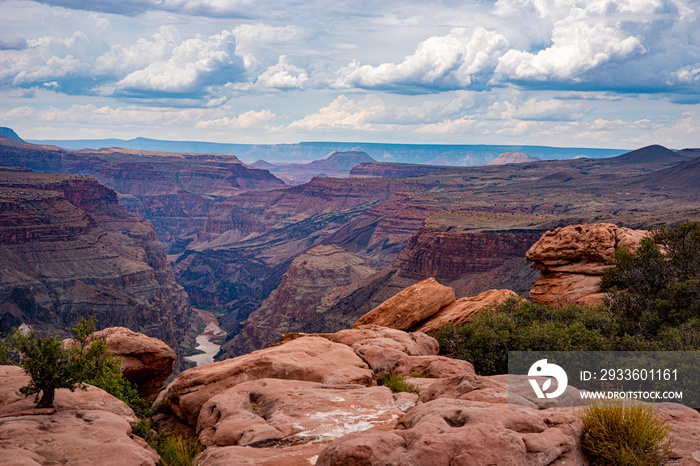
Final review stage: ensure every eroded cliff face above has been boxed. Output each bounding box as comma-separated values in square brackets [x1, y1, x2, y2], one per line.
[0, 168, 192, 351]
[218, 245, 376, 358]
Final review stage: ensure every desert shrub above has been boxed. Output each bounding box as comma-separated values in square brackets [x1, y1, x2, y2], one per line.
[378, 371, 420, 393]
[0, 317, 131, 408]
[580, 400, 674, 465]
[159, 435, 203, 466]
[432, 298, 615, 375]
[601, 222, 700, 338]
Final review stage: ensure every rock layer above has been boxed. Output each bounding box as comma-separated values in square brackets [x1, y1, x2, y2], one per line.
[526, 222, 650, 305]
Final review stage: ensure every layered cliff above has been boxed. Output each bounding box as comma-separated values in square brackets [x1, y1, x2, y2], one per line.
[0, 168, 192, 351]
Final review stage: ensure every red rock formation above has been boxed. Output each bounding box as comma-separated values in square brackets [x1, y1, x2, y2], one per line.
[353, 278, 455, 330]
[526, 222, 650, 305]
[0, 169, 192, 353]
[0, 365, 159, 465]
[90, 327, 176, 398]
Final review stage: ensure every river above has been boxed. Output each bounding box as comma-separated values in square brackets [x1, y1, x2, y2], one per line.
[184, 308, 226, 367]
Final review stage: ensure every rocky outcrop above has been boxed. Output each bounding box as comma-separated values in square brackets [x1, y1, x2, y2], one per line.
[0, 169, 192, 355]
[351, 279, 520, 335]
[267, 151, 376, 185]
[526, 223, 650, 305]
[90, 327, 176, 398]
[353, 278, 455, 330]
[0, 365, 158, 465]
[219, 245, 375, 358]
[415, 289, 524, 333]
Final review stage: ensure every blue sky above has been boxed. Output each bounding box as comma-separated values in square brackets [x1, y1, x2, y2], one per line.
[1, 0, 699, 148]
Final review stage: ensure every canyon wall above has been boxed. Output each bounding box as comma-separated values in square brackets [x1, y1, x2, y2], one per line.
[0, 168, 192, 352]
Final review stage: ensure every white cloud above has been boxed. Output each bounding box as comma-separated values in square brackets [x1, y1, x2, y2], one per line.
[94, 26, 181, 74]
[335, 27, 509, 92]
[255, 56, 308, 89]
[115, 29, 245, 95]
[195, 109, 276, 129]
[494, 17, 646, 82]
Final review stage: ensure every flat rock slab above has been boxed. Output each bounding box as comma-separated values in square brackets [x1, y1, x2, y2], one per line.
[198, 378, 410, 448]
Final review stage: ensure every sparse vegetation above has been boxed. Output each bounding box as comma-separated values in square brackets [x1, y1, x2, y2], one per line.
[580, 400, 674, 465]
[158, 435, 204, 466]
[378, 371, 420, 393]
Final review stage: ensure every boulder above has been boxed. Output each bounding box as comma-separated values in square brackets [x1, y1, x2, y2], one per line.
[0, 366, 158, 466]
[353, 277, 455, 330]
[155, 337, 374, 429]
[329, 325, 439, 372]
[415, 289, 523, 333]
[197, 378, 408, 448]
[526, 223, 649, 305]
[90, 327, 176, 398]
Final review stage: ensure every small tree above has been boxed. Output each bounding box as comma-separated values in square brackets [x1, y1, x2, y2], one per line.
[0, 317, 126, 409]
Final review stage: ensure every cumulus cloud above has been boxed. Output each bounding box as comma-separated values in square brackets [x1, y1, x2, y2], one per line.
[94, 26, 181, 74]
[336, 27, 509, 93]
[195, 109, 276, 129]
[255, 56, 308, 89]
[115, 30, 245, 97]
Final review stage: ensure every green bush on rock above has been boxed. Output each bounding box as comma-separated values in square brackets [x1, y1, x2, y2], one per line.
[0, 317, 133, 409]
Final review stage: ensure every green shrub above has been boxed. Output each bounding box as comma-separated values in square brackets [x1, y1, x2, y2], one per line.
[432, 298, 615, 375]
[159, 435, 203, 466]
[378, 371, 419, 394]
[601, 222, 700, 337]
[580, 400, 674, 465]
[0, 317, 131, 408]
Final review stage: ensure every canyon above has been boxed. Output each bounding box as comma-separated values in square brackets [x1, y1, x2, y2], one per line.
[2, 132, 700, 364]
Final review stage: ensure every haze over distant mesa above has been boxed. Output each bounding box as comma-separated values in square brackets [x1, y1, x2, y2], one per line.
[1, 0, 699, 148]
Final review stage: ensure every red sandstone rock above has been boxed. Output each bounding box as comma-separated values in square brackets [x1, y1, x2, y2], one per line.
[353, 277, 455, 330]
[329, 325, 439, 372]
[155, 336, 374, 429]
[526, 223, 650, 305]
[415, 288, 523, 332]
[90, 327, 176, 398]
[0, 366, 158, 465]
[197, 378, 406, 448]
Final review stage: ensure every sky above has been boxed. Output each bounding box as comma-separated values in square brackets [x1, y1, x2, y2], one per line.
[1, 0, 699, 149]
